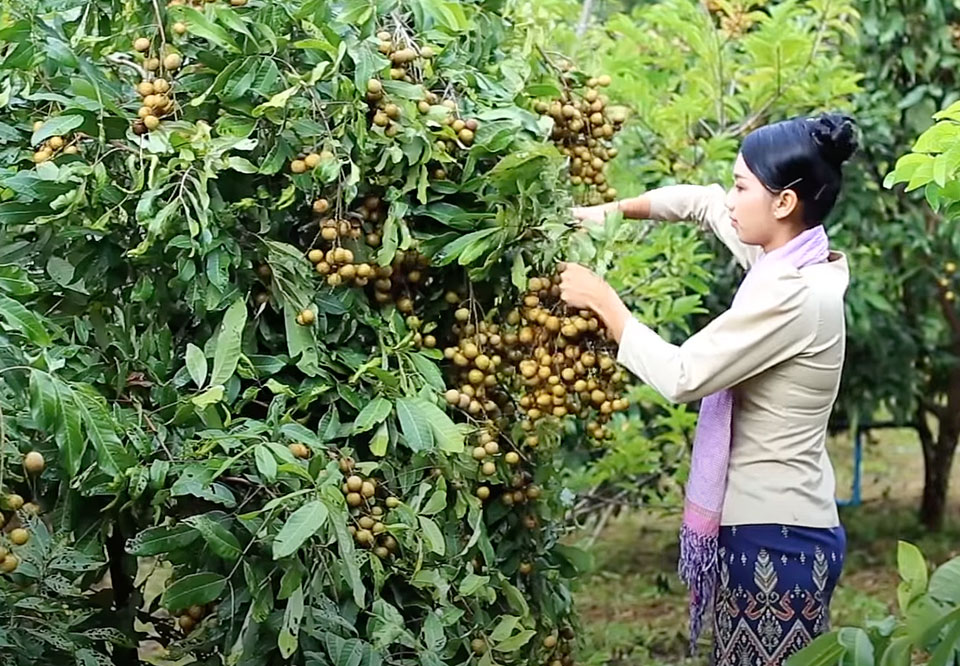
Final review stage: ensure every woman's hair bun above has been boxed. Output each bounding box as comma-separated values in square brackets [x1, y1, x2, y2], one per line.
[809, 113, 858, 167]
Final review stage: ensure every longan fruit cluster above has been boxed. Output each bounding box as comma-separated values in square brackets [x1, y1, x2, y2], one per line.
[133, 75, 176, 135]
[501, 275, 628, 443]
[534, 75, 625, 205]
[130, 38, 182, 136]
[939, 260, 958, 302]
[339, 458, 400, 559]
[369, 249, 431, 313]
[365, 79, 403, 138]
[404, 315, 438, 350]
[375, 30, 436, 83]
[442, 307, 511, 419]
[176, 603, 215, 634]
[30, 123, 80, 163]
[540, 628, 578, 666]
[719, 9, 755, 38]
[308, 244, 379, 289]
[290, 148, 334, 175]
[0, 480, 39, 575]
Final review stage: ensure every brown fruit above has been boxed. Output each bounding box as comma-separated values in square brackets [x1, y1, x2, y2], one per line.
[346, 492, 363, 507]
[299, 308, 315, 325]
[290, 159, 307, 174]
[144, 115, 161, 130]
[346, 475, 363, 492]
[173, 21, 187, 35]
[24, 451, 45, 474]
[374, 546, 390, 559]
[360, 481, 376, 498]
[163, 53, 183, 70]
[518, 562, 533, 575]
[187, 604, 206, 620]
[476, 486, 491, 500]
[145, 57, 160, 71]
[304, 153, 321, 168]
[473, 446, 488, 461]
[134, 37, 151, 52]
[137, 81, 155, 97]
[471, 638, 487, 655]
[9, 528, 29, 546]
[153, 78, 171, 94]
[4, 494, 23, 511]
[505, 451, 520, 465]
[386, 496, 401, 509]
[481, 461, 496, 476]
[484, 441, 499, 455]
[288, 443, 310, 459]
[313, 198, 330, 214]
[307, 249, 324, 263]
[1, 555, 18, 573]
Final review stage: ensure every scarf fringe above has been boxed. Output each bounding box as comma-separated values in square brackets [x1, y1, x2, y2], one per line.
[678, 523, 719, 655]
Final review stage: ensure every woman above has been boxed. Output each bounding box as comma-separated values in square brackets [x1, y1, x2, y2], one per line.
[559, 113, 857, 665]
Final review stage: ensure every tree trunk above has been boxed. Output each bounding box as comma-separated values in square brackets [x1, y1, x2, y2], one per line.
[918, 407, 960, 532]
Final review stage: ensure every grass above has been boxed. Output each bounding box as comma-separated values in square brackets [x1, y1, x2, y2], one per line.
[570, 426, 960, 665]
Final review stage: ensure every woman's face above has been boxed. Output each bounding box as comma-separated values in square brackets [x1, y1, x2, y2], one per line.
[725, 153, 787, 247]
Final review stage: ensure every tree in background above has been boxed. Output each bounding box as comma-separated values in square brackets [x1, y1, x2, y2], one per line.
[826, 0, 960, 531]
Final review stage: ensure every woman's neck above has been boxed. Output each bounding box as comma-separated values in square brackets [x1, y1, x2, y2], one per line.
[763, 221, 810, 253]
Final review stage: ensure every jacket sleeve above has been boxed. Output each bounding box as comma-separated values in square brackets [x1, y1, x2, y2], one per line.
[645, 183, 763, 269]
[615, 266, 817, 403]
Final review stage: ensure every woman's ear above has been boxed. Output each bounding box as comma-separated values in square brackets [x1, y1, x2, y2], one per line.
[773, 189, 799, 220]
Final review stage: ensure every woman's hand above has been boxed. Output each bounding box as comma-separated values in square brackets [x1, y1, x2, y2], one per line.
[557, 262, 608, 309]
[570, 205, 610, 226]
[557, 262, 633, 344]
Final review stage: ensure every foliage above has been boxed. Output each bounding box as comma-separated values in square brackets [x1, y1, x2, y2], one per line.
[0, 0, 665, 663]
[788, 541, 960, 666]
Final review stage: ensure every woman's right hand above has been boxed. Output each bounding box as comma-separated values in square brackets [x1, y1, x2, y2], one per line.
[571, 204, 611, 226]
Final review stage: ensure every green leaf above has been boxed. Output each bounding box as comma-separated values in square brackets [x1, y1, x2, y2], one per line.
[273, 500, 329, 559]
[0, 265, 37, 295]
[928, 619, 960, 666]
[418, 515, 444, 556]
[898, 541, 928, 612]
[126, 525, 200, 556]
[458, 573, 489, 597]
[0, 293, 51, 346]
[191, 385, 224, 407]
[187, 515, 242, 562]
[185, 343, 208, 389]
[255, 444, 278, 482]
[278, 584, 305, 658]
[253, 86, 300, 117]
[353, 397, 392, 434]
[161, 572, 226, 611]
[31, 115, 84, 146]
[369, 422, 389, 457]
[784, 633, 844, 666]
[493, 629, 536, 653]
[210, 298, 247, 386]
[168, 6, 240, 52]
[930, 556, 960, 605]
[29, 369, 60, 432]
[511, 252, 527, 290]
[56, 385, 86, 478]
[402, 398, 465, 453]
[489, 616, 521, 643]
[836, 628, 874, 666]
[76, 389, 134, 476]
[396, 397, 434, 452]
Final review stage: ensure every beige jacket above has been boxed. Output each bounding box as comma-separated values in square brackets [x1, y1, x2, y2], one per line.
[617, 184, 847, 527]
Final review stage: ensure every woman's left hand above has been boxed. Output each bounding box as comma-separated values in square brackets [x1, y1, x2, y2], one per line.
[557, 262, 610, 310]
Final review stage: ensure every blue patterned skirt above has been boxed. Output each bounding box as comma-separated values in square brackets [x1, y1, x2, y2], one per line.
[713, 524, 846, 666]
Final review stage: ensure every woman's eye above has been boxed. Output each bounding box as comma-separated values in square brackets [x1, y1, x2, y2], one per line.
[735, 185, 744, 192]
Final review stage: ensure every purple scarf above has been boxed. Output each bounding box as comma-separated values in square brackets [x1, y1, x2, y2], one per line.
[679, 224, 830, 652]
